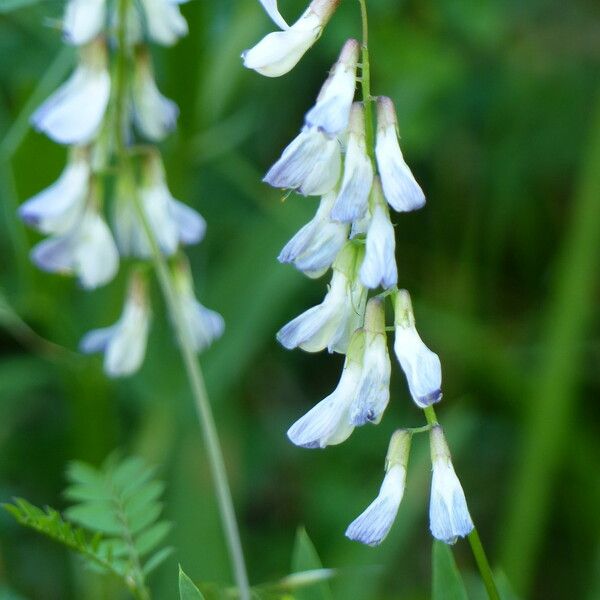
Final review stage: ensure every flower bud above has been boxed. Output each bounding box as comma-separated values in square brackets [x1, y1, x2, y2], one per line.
[80, 270, 151, 377]
[375, 97, 425, 212]
[429, 426, 474, 544]
[63, 0, 106, 46]
[393, 290, 442, 408]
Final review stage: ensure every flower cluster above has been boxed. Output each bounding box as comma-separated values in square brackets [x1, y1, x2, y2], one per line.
[245, 0, 473, 546]
[20, 0, 223, 377]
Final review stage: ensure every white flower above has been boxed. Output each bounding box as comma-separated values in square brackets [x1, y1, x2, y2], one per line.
[331, 103, 373, 222]
[132, 50, 178, 141]
[80, 272, 151, 377]
[375, 96, 425, 212]
[63, 0, 106, 45]
[264, 126, 341, 196]
[349, 298, 390, 426]
[429, 426, 474, 544]
[31, 41, 110, 145]
[242, 0, 339, 77]
[304, 39, 359, 135]
[287, 330, 363, 448]
[31, 204, 119, 289]
[139, 0, 188, 46]
[278, 191, 348, 278]
[359, 180, 398, 289]
[277, 243, 364, 354]
[393, 290, 442, 408]
[173, 259, 224, 353]
[346, 430, 411, 545]
[19, 148, 89, 235]
[114, 155, 205, 258]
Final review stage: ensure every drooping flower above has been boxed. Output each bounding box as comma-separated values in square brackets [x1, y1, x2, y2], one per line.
[304, 38, 359, 136]
[375, 96, 425, 213]
[429, 426, 474, 544]
[263, 126, 341, 196]
[242, 0, 340, 78]
[31, 40, 110, 145]
[138, 0, 188, 46]
[349, 298, 391, 426]
[287, 329, 364, 448]
[172, 257, 224, 353]
[63, 0, 106, 45]
[277, 243, 365, 354]
[114, 154, 205, 258]
[31, 201, 119, 289]
[132, 48, 178, 141]
[278, 191, 348, 278]
[19, 147, 90, 235]
[359, 178, 398, 289]
[393, 290, 442, 408]
[80, 271, 151, 377]
[331, 103, 373, 223]
[346, 430, 411, 545]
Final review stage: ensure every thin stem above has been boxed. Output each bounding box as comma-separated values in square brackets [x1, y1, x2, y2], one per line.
[358, 0, 374, 159]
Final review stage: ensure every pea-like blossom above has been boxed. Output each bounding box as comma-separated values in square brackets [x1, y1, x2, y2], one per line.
[346, 430, 411, 545]
[278, 191, 348, 278]
[31, 41, 110, 145]
[331, 103, 373, 223]
[132, 49, 178, 141]
[349, 298, 391, 426]
[429, 426, 474, 544]
[19, 148, 90, 235]
[31, 203, 119, 289]
[138, 0, 188, 46]
[80, 272, 151, 377]
[63, 0, 106, 45]
[359, 178, 398, 289]
[393, 290, 442, 408]
[287, 330, 364, 448]
[242, 0, 340, 78]
[375, 96, 425, 213]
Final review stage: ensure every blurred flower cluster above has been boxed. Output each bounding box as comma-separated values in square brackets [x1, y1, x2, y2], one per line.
[244, 0, 474, 547]
[19, 0, 223, 377]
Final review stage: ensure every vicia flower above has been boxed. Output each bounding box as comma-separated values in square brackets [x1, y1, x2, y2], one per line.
[331, 103, 373, 223]
[429, 426, 474, 544]
[80, 271, 151, 377]
[132, 48, 178, 141]
[287, 329, 364, 448]
[19, 147, 90, 235]
[31, 40, 110, 145]
[359, 178, 398, 289]
[173, 258, 224, 353]
[278, 191, 348, 278]
[139, 0, 188, 46]
[349, 298, 391, 426]
[375, 96, 425, 213]
[114, 154, 205, 258]
[242, 0, 340, 78]
[346, 430, 411, 546]
[263, 126, 341, 196]
[277, 243, 365, 354]
[304, 39, 359, 136]
[31, 200, 119, 289]
[63, 0, 106, 45]
[393, 290, 442, 408]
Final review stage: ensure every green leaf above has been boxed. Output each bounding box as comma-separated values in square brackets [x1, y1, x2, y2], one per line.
[179, 566, 206, 600]
[0, 0, 44, 14]
[432, 541, 469, 600]
[290, 527, 332, 600]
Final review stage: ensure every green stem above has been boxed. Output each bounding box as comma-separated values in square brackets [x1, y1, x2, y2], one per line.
[357, 0, 374, 159]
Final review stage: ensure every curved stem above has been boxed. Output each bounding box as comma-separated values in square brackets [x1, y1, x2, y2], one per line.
[358, 0, 374, 160]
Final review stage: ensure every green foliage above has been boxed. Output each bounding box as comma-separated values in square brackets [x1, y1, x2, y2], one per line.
[0, 0, 44, 14]
[179, 566, 206, 600]
[432, 541, 469, 600]
[290, 528, 332, 600]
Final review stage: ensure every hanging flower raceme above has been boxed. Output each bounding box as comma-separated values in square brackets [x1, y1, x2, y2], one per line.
[243, 0, 340, 77]
[429, 426, 474, 544]
[346, 430, 411, 545]
[80, 271, 151, 377]
[31, 39, 110, 145]
[62, 0, 106, 46]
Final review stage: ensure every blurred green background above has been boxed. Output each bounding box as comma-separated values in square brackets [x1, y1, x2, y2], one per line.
[1, 0, 599, 598]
